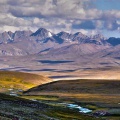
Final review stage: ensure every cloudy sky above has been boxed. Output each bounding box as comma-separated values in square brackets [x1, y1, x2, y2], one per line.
[0, 0, 120, 37]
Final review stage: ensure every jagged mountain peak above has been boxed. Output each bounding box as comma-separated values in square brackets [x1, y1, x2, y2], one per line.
[74, 32, 84, 36]
[56, 31, 74, 43]
[73, 32, 89, 39]
[13, 30, 33, 41]
[36, 28, 48, 33]
[57, 31, 70, 35]
[91, 34, 106, 40]
[31, 28, 48, 36]
[31, 28, 53, 38]
[7, 31, 13, 35]
[107, 37, 120, 46]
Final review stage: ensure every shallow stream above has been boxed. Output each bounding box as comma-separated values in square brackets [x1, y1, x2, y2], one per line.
[58, 103, 92, 113]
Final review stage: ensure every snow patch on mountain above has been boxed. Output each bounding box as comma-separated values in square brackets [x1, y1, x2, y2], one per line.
[7, 34, 13, 41]
[48, 32, 52, 37]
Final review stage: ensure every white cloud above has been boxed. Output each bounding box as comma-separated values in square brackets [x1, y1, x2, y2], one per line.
[0, 0, 120, 34]
[0, 26, 19, 32]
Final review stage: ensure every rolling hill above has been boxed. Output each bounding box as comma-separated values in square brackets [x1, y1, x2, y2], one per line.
[0, 71, 52, 92]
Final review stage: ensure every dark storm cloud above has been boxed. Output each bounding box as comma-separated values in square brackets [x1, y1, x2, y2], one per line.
[72, 20, 96, 29]
[9, 6, 45, 18]
[6, 0, 96, 19]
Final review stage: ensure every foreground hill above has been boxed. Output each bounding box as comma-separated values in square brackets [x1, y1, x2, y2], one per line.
[25, 79, 120, 95]
[24, 79, 120, 103]
[0, 71, 52, 92]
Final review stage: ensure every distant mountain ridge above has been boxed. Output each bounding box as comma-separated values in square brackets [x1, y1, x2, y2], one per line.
[0, 28, 119, 56]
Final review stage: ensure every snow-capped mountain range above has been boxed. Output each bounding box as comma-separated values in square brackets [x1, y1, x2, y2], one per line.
[0, 28, 119, 56]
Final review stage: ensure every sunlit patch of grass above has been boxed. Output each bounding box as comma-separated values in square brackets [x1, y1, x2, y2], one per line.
[21, 95, 59, 101]
[0, 77, 35, 91]
[27, 92, 120, 104]
[0, 71, 51, 92]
